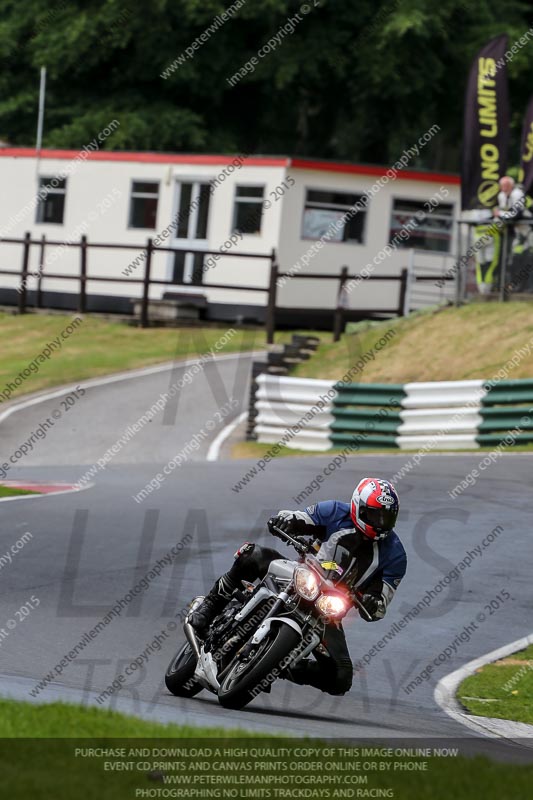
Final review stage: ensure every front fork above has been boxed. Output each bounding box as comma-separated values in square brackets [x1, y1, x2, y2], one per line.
[239, 589, 323, 670]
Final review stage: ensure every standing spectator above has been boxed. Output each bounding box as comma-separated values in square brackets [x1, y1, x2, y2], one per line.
[494, 175, 526, 219]
[494, 176, 533, 293]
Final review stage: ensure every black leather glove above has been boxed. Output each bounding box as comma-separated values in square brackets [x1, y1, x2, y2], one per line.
[268, 514, 298, 536]
[279, 514, 299, 534]
[268, 516, 311, 551]
[359, 593, 385, 622]
[267, 516, 282, 536]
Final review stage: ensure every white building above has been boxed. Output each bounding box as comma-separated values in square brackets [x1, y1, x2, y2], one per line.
[0, 147, 460, 326]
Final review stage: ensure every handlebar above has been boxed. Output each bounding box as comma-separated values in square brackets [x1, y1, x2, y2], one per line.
[268, 523, 312, 557]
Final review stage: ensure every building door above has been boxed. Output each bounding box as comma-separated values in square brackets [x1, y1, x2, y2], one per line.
[171, 181, 212, 285]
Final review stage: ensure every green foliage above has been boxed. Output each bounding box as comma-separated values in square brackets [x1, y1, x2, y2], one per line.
[0, 0, 531, 168]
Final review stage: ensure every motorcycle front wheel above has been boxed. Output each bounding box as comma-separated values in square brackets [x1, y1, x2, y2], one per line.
[218, 623, 300, 710]
[165, 641, 203, 698]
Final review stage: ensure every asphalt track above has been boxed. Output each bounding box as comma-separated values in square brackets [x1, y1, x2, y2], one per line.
[1, 350, 532, 755]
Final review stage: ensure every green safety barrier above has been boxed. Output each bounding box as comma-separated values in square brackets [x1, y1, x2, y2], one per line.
[476, 431, 533, 446]
[478, 407, 533, 432]
[483, 379, 533, 406]
[478, 379, 533, 446]
[331, 408, 401, 434]
[330, 432, 400, 449]
[330, 383, 405, 448]
[333, 382, 406, 407]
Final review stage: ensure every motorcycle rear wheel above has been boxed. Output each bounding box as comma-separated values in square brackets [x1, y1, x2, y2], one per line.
[165, 641, 202, 698]
[218, 623, 300, 710]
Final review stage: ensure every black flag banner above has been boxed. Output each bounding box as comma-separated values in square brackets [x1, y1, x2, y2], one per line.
[461, 34, 510, 210]
[519, 94, 533, 196]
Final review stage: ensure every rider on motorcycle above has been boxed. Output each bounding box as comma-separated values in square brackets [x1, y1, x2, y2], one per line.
[190, 478, 407, 696]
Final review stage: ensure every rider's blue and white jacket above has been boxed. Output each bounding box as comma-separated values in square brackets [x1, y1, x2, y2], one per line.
[280, 500, 407, 613]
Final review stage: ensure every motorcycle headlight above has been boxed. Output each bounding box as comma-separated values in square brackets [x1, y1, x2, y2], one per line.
[316, 594, 348, 619]
[294, 567, 320, 600]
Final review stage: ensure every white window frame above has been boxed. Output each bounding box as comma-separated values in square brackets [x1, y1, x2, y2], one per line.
[389, 195, 455, 254]
[128, 179, 160, 230]
[232, 184, 265, 235]
[35, 176, 67, 225]
[300, 186, 368, 245]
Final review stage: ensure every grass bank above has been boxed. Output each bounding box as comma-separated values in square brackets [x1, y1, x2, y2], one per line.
[0, 312, 324, 403]
[457, 643, 533, 725]
[294, 303, 533, 383]
[0, 313, 266, 402]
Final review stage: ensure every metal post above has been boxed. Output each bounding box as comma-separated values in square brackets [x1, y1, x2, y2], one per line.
[35, 66, 46, 182]
[265, 249, 278, 344]
[333, 265, 349, 341]
[140, 238, 153, 328]
[404, 248, 415, 315]
[36, 234, 45, 308]
[464, 221, 473, 302]
[454, 219, 463, 306]
[18, 232, 31, 314]
[79, 234, 87, 313]
[499, 222, 509, 303]
[35, 68, 46, 154]
[397, 268, 409, 317]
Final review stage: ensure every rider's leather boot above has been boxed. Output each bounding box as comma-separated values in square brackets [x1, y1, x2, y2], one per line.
[283, 661, 312, 686]
[188, 574, 238, 636]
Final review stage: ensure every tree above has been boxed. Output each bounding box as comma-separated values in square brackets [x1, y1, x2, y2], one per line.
[0, 0, 530, 171]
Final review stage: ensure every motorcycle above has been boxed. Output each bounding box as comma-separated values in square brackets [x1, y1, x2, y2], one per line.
[164, 524, 371, 709]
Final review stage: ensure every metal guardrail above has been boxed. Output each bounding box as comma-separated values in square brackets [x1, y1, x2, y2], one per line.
[456, 216, 533, 303]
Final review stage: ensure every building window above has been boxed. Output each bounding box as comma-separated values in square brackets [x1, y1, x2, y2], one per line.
[390, 198, 454, 252]
[233, 185, 264, 234]
[301, 189, 367, 243]
[36, 177, 66, 224]
[128, 181, 159, 229]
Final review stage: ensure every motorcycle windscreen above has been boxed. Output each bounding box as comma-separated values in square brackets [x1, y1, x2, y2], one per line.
[315, 533, 357, 582]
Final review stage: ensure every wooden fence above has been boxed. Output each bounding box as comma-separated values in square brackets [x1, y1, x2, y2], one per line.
[0, 234, 454, 341]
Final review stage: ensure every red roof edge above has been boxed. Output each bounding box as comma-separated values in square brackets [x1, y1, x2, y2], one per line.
[290, 157, 461, 185]
[0, 148, 460, 183]
[0, 148, 290, 167]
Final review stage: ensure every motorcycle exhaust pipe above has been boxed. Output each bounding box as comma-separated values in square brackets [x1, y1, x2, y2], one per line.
[184, 620, 201, 660]
[184, 596, 204, 660]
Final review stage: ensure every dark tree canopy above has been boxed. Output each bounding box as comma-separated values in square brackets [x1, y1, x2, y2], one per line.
[0, 0, 531, 170]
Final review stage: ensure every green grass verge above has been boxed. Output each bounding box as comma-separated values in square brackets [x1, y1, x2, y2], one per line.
[231, 440, 533, 460]
[457, 644, 533, 725]
[4, 303, 533, 403]
[1, 698, 533, 799]
[0, 312, 322, 402]
[0, 698, 250, 738]
[0, 486, 38, 498]
[293, 302, 533, 383]
[231, 440, 327, 459]
[0, 699, 266, 799]
[0, 313, 264, 401]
